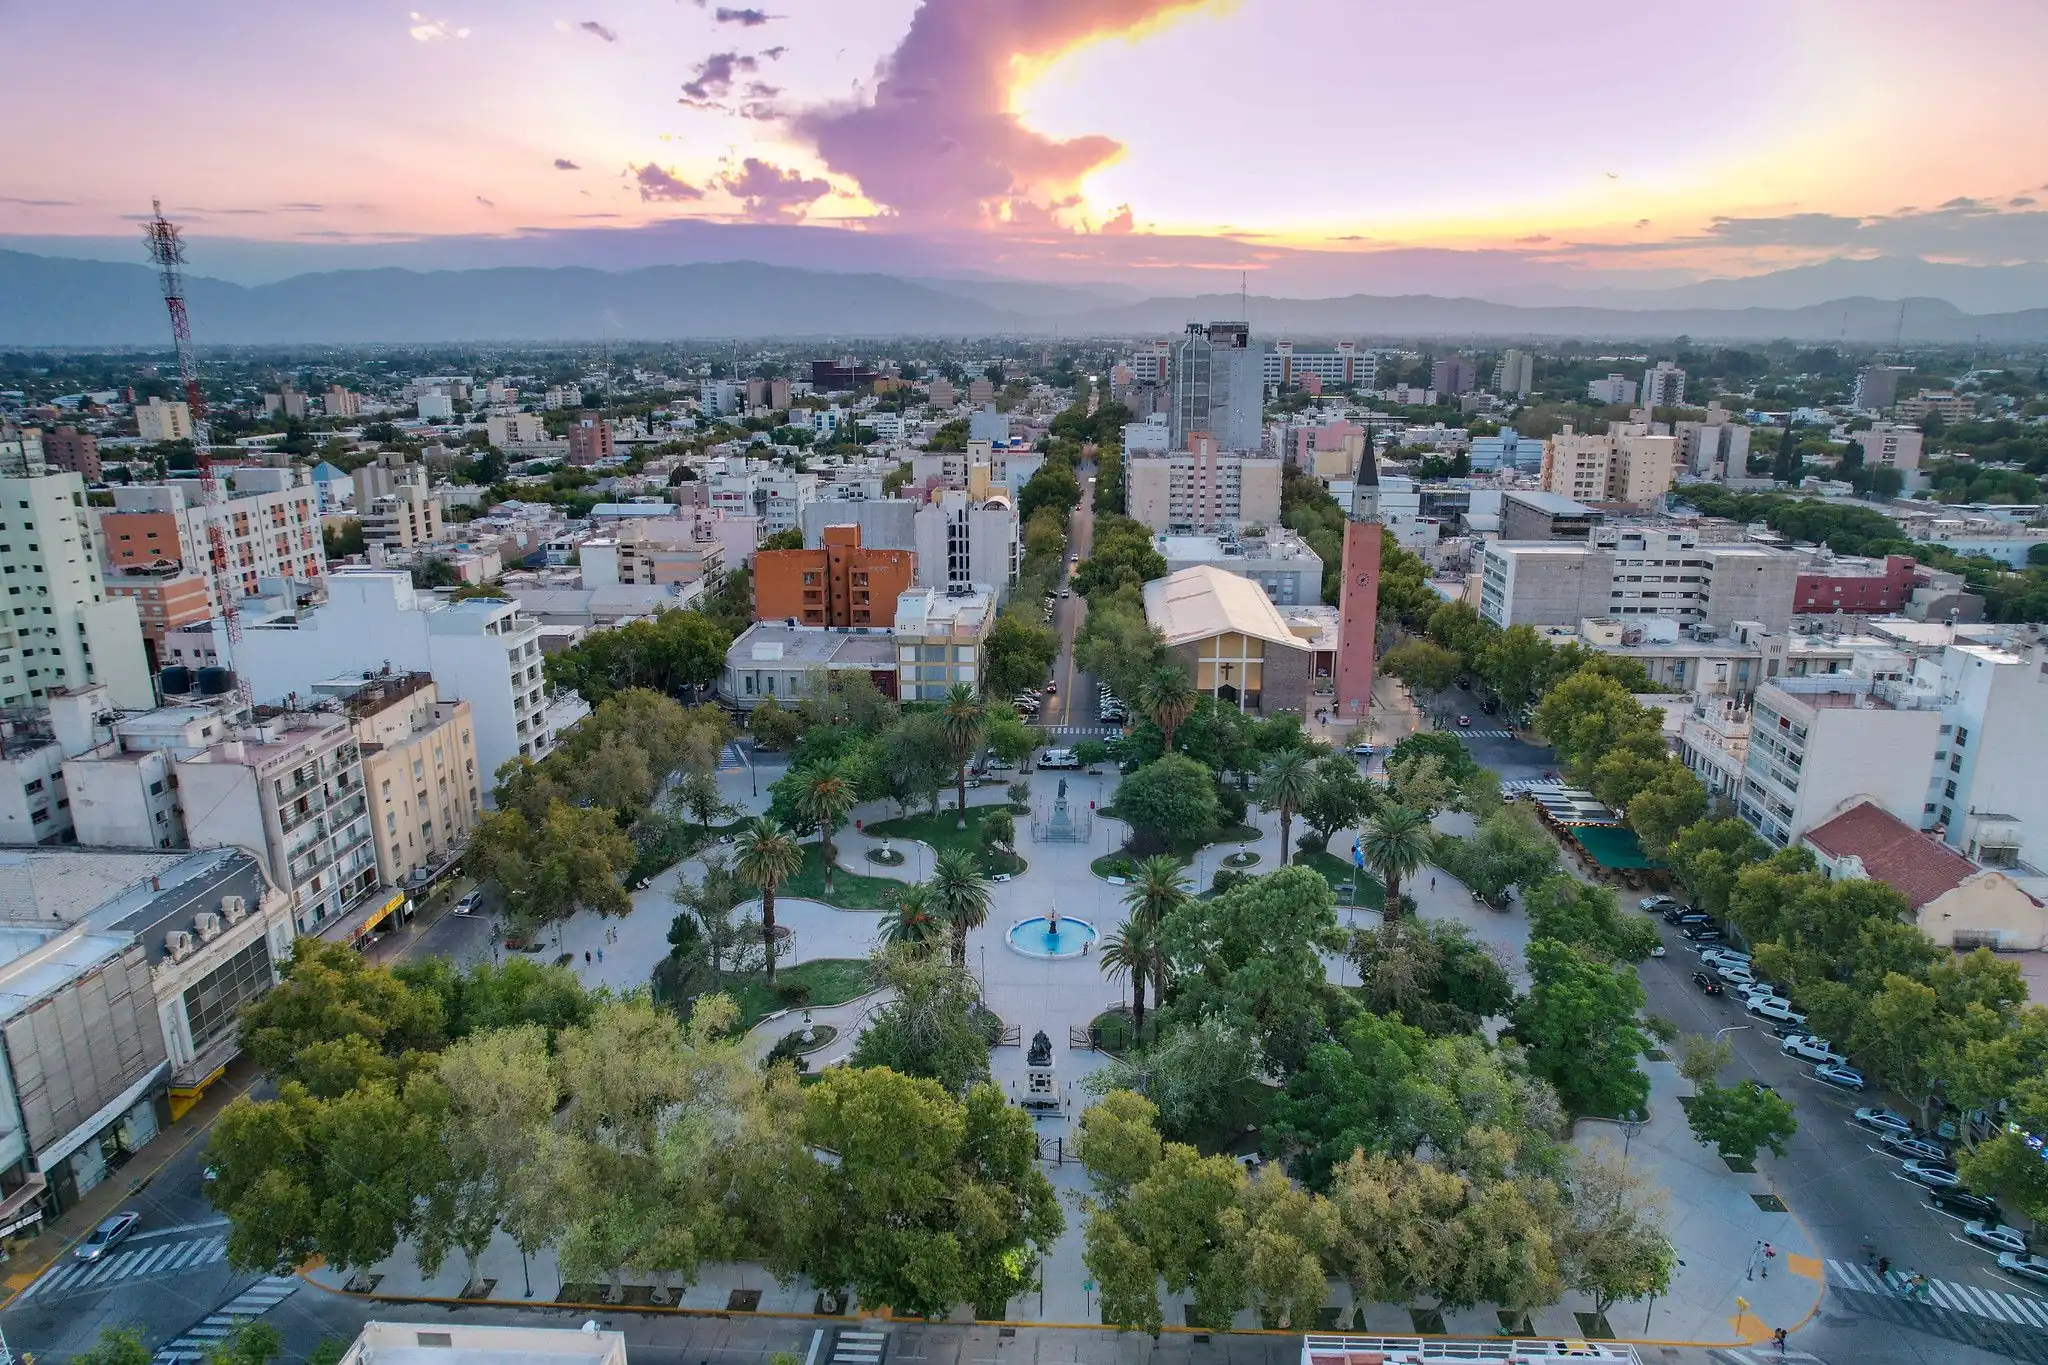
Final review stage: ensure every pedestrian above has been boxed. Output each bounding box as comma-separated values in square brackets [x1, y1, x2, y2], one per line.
[584, 950, 592, 965]
[1877, 1256, 1890, 1279]
[1762, 1242, 1775, 1278]
[1430, 876, 1436, 891]
[1772, 1327, 1787, 1354]
[596, 947, 604, 964]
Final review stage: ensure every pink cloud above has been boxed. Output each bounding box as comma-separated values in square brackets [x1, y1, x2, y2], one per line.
[719, 158, 832, 221]
[1100, 203, 1134, 234]
[793, 0, 1213, 226]
[634, 164, 704, 201]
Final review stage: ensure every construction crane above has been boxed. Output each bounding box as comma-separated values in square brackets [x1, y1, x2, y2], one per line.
[142, 199, 250, 710]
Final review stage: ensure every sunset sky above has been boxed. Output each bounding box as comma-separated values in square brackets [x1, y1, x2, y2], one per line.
[5, 0, 2045, 292]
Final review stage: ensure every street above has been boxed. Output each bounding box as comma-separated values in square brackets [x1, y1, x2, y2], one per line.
[1043, 463, 1100, 734]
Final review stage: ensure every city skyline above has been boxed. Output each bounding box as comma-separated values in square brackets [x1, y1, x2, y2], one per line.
[4, 0, 2047, 296]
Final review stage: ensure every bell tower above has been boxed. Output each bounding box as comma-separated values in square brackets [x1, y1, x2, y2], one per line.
[1334, 434, 1382, 729]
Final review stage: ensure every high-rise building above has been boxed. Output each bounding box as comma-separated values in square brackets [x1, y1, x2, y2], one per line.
[1263, 341, 1375, 392]
[1850, 422, 1924, 472]
[325, 386, 361, 419]
[565, 412, 614, 465]
[99, 471, 324, 617]
[927, 377, 958, 408]
[1171, 322, 1263, 452]
[1477, 528, 1802, 633]
[1852, 365, 1911, 412]
[135, 397, 192, 443]
[0, 473, 152, 710]
[415, 391, 455, 421]
[0, 426, 43, 479]
[1641, 361, 1687, 408]
[1540, 424, 1677, 506]
[893, 585, 995, 701]
[485, 412, 545, 447]
[1333, 438, 1382, 730]
[1493, 349, 1534, 397]
[754, 524, 916, 628]
[42, 427, 100, 482]
[353, 455, 443, 555]
[1674, 405, 1751, 479]
[1739, 672, 1943, 849]
[1429, 357, 1478, 395]
[1586, 375, 1639, 405]
[913, 488, 1019, 595]
[1125, 434, 1283, 531]
[325, 672, 480, 890]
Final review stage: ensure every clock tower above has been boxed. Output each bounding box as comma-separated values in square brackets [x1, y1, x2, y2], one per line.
[1334, 434, 1382, 729]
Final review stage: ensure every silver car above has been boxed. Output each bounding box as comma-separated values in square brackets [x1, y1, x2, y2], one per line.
[76, 1212, 139, 1262]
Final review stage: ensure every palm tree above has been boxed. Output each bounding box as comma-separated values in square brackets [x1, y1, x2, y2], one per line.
[796, 759, 857, 893]
[1256, 749, 1317, 866]
[1139, 666, 1198, 753]
[1359, 805, 1435, 911]
[1121, 854, 1189, 1012]
[1099, 915, 1160, 1041]
[928, 847, 993, 968]
[939, 683, 987, 830]
[732, 817, 803, 985]
[881, 882, 945, 955]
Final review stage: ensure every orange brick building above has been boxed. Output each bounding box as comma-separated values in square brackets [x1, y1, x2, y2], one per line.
[753, 524, 915, 628]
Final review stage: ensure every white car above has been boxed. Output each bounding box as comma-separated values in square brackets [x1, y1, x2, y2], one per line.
[1781, 1035, 1845, 1065]
[1965, 1221, 2031, 1256]
[1855, 1107, 1914, 1135]
[1639, 895, 1678, 911]
[1997, 1252, 2048, 1287]
[1746, 997, 1807, 1025]
[1038, 748, 1081, 770]
[1901, 1160, 1960, 1189]
[1701, 949, 1753, 968]
[1813, 1062, 1866, 1090]
[1717, 964, 1757, 987]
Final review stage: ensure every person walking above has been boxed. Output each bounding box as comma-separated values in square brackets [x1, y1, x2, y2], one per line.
[1877, 1256, 1891, 1279]
[1761, 1242, 1775, 1278]
[1772, 1327, 1787, 1354]
[596, 946, 604, 964]
[584, 950, 592, 965]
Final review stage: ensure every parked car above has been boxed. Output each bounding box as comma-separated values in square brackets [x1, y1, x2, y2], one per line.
[1662, 906, 1697, 924]
[1039, 748, 1081, 770]
[1882, 1132, 1951, 1163]
[1456, 715, 1472, 728]
[1855, 1107, 1914, 1136]
[1682, 925, 1724, 944]
[1350, 743, 1377, 757]
[1931, 1188, 2002, 1221]
[1702, 948, 1752, 967]
[1997, 1253, 2048, 1287]
[1639, 895, 1678, 911]
[76, 1213, 139, 1262]
[1964, 1221, 2031, 1256]
[1901, 1160, 1961, 1189]
[1781, 1035, 1846, 1065]
[1746, 997, 1807, 1025]
[1813, 1062, 1865, 1090]
[1717, 964, 1757, 987]
[1690, 970, 1724, 996]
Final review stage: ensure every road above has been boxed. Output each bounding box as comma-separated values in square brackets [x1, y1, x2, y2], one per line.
[1045, 465, 1100, 733]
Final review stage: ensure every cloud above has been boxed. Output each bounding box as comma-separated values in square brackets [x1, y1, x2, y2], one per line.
[715, 7, 774, 24]
[792, 0, 1213, 226]
[1100, 204, 1134, 235]
[2011, 197, 2037, 208]
[578, 20, 617, 41]
[475, 195, 495, 207]
[554, 158, 582, 170]
[1514, 234, 1552, 245]
[718, 157, 832, 221]
[0, 196, 76, 207]
[680, 51, 757, 104]
[408, 12, 470, 41]
[634, 163, 705, 202]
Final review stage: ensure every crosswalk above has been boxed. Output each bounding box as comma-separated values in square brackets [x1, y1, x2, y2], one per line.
[1040, 724, 1120, 737]
[1500, 776, 1555, 793]
[1455, 728, 1516, 740]
[152, 1276, 300, 1364]
[827, 1329, 887, 1365]
[19, 1232, 230, 1301]
[1829, 1257, 2048, 1327]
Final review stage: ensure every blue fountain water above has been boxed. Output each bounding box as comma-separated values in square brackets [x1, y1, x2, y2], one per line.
[1005, 914, 1098, 959]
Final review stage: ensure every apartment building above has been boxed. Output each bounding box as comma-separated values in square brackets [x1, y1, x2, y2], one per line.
[1498, 491, 1602, 542]
[354, 456, 445, 556]
[566, 412, 614, 465]
[1641, 361, 1687, 408]
[908, 440, 1045, 499]
[99, 470, 324, 615]
[1795, 553, 1920, 614]
[41, 428, 100, 482]
[1586, 375, 1639, 405]
[894, 585, 995, 701]
[1540, 425, 1677, 507]
[486, 411, 546, 447]
[325, 386, 361, 419]
[1430, 358, 1478, 395]
[1889, 641, 2048, 864]
[1478, 527, 1801, 632]
[1738, 669, 1944, 848]
[579, 519, 728, 589]
[323, 672, 480, 890]
[1675, 695, 1752, 799]
[755, 524, 915, 628]
[704, 458, 817, 534]
[135, 398, 191, 443]
[914, 489, 1018, 597]
[1126, 434, 1283, 532]
[1493, 349, 1534, 397]
[1849, 422, 1924, 473]
[1674, 406, 1751, 479]
[1852, 366, 1912, 412]
[0, 472, 153, 711]
[175, 710, 377, 933]
[0, 428, 42, 480]
[233, 573, 557, 789]
[1263, 341, 1376, 392]
[1156, 528, 1324, 607]
[1171, 322, 1264, 452]
[1897, 390, 1974, 424]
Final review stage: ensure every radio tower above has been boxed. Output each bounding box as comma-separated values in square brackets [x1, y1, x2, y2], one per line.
[143, 199, 250, 711]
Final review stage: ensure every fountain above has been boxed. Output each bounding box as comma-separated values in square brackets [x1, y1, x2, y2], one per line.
[1005, 902, 1099, 959]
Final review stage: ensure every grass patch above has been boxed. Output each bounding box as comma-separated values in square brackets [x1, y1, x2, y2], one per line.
[784, 842, 910, 910]
[1088, 1006, 1158, 1057]
[1297, 849, 1386, 908]
[1092, 849, 1188, 882]
[729, 958, 874, 1030]
[1210, 822, 1262, 845]
[861, 807, 1028, 877]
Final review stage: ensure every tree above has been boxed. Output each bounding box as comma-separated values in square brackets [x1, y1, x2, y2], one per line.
[877, 712, 954, 817]
[670, 852, 758, 983]
[929, 847, 992, 966]
[1114, 754, 1220, 853]
[73, 1329, 152, 1365]
[1299, 752, 1378, 852]
[1524, 875, 1659, 962]
[237, 939, 447, 1096]
[543, 607, 732, 707]
[471, 802, 635, 943]
[985, 614, 1059, 700]
[1359, 805, 1435, 908]
[1256, 749, 1317, 865]
[418, 1023, 557, 1296]
[1123, 853, 1189, 1010]
[677, 767, 735, 831]
[779, 1068, 1061, 1320]
[849, 950, 992, 1093]
[1379, 638, 1463, 694]
[206, 1322, 283, 1365]
[1100, 914, 1159, 1040]
[1623, 763, 1708, 857]
[1676, 1032, 1734, 1095]
[1516, 939, 1649, 1119]
[880, 882, 947, 955]
[749, 696, 803, 751]
[939, 683, 987, 828]
[1475, 625, 1554, 712]
[1557, 1143, 1675, 1322]
[1666, 818, 1768, 921]
[796, 759, 858, 893]
[1685, 1080, 1797, 1164]
[733, 818, 803, 985]
[1431, 807, 1557, 906]
[1139, 665, 1198, 753]
[1534, 672, 1664, 787]
[1347, 917, 1516, 1037]
[977, 807, 1017, 861]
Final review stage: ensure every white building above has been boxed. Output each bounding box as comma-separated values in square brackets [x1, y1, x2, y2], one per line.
[1674, 406, 1752, 480]
[0, 473, 153, 711]
[967, 404, 1010, 443]
[486, 412, 546, 447]
[1262, 341, 1376, 391]
[913, 489, 1019, 597]
[1155, 528, 1324, 607]
[1126, 435, 1284, 532]
[1641, 361, 1687, 408]
[416, 391, 455, 421]
[234, 573, 563, 792]
[338, 1321, 627, 1365]
[101, 470, 326, 617]
[1587, 375, 1639, 405]
[894, 585, 995, 702]
[1493, 349, 1534, 397]
[135, 398, 192, 443]
[704, 459, 817, 535]
[1738, 668, 1944, 848]
[1849, 422, 1924, 473]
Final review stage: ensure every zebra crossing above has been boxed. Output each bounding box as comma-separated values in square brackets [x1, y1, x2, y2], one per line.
[151, 1276, 300, 1364]
[826, 1328, 887, 1365]
[1499, 776, 1555, 793]
[18, 1232, 230, 1301]
[1829, 1257, 2048, 1327]
[1040, 724, 1120, 738]
[1455, 728, 1516, 740]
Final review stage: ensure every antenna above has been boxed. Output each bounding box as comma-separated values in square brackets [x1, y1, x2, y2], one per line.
[1240, 270, 1248, 323]
[1893, 300, 1906, 353]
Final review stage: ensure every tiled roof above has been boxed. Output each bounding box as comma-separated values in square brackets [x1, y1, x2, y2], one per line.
[1803, 800, 1979, 909]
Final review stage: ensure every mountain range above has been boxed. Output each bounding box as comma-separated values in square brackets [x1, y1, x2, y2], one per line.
[7, 249, 2048, 346]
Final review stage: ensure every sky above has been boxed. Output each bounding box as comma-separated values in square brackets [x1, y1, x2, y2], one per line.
[4, 0, 2047, 296]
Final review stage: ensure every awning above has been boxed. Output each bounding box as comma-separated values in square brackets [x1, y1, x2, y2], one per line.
[316, 889, 409, 948]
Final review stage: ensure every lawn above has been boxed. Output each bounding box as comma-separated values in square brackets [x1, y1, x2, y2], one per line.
[861, 806, 1027, 877]
[1092, 820, 1265, 881]
[1296, 848, 1386, 909]
[784, 842, 909, 911]
[728, 957, 875, 1030]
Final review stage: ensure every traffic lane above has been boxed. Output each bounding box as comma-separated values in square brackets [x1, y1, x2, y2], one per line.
[1457, 730, 1555, 780]
[1640, 934, 1996, 1287]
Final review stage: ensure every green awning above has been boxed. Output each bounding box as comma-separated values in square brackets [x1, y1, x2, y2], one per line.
[1573, 824, 1664, 870]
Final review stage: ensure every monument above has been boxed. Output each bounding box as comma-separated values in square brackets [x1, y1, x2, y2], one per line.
[1037, 773, 1090, 842]
[1334, 432, 1383, 729]
[1023, 1029, 1059, 1110]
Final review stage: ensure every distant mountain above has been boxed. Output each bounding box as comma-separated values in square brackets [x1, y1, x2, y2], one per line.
[1544, 257, 2048, 315]
[6, 250, 2047, 345]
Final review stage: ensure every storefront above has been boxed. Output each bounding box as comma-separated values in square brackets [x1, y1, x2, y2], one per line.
[320, 889, 412, 952]
[37, 1065, 170, 1215]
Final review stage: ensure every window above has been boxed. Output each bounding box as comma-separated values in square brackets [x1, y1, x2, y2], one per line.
[183, 936, 275, 1051]
[1944, 780, 1958, 799]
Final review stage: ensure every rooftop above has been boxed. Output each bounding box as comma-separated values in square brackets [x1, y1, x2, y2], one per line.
[1504, 489, 1597, 515]
[1804, 801, 1981, 909]
[1143, 564, 1304, 650]
[727, 621, 898, 668]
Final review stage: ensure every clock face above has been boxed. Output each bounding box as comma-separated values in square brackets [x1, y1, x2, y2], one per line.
[1356, 573, 1373, 585]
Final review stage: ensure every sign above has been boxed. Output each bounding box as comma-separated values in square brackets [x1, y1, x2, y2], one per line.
[0, 1209, 42, 1239]
[1082, 1280, 1095, 1293]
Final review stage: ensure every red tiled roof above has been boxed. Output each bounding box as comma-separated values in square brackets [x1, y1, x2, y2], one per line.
[1803, 801, 1979, 909]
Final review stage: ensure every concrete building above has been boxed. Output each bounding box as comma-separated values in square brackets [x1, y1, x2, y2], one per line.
[926, 377, 958, 408]
[338, 1320, 627, 1365]
[1493, 349, 1534, 397]
[234, 573, 558, 789]
[799, 500, 917, 557]
[1574, 616, 1785, 697]
[135, 398, 191, 444]
[705, 459, 816, 535]
[1430, 357, 1478, 395]
[1156, 528, 1323, 607]
[1675, 694, 1752, 800]
[1478, 528, 1801, 632]
[1499, 491, 1602, 542]
[1902, 642, 2048, 862]
[1540, 425, 1677, 507]
[755, 524, 915, 629]
[1171, 322, 1263, 452]
[415, 391, 455, 421]
[719, 621, 899, 710]
[1641, 361, 1687, 408]
[565, 412, 613, 465]
[485, 412, 545, 447]
[1674, 406, 1751, 480]
[914, 489, 1018, 597]
[41, 428, 99, 482]
[967, 404, 1009, 443]
[1334, 442, 1383, 729]
[967, 377, 995, 406]
[321, 672, 479, 891]
[1467, 427, 1545, 472]
[1126, 434, 1283, 532]
[1739, 670, 1945, 847]
[1852, 366, 1912, 412]
[1264, 341, 1375, 392]
[0, 428, 43, 480]
[325, 386, 361, 419]
[1897, 390, 1974, 424]
[578, 519, 727, 589]
[1805, 800, 2048, 953]
[1795, 553, 1919, 615]
[893, 585, 995, 701]
[1849, 422, 1924, 473]
[100, 471, 325, 617]
[1145, 565, 1315, 717]
[1586, 375, 1639, 405]
[0, 473, 153, 711]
